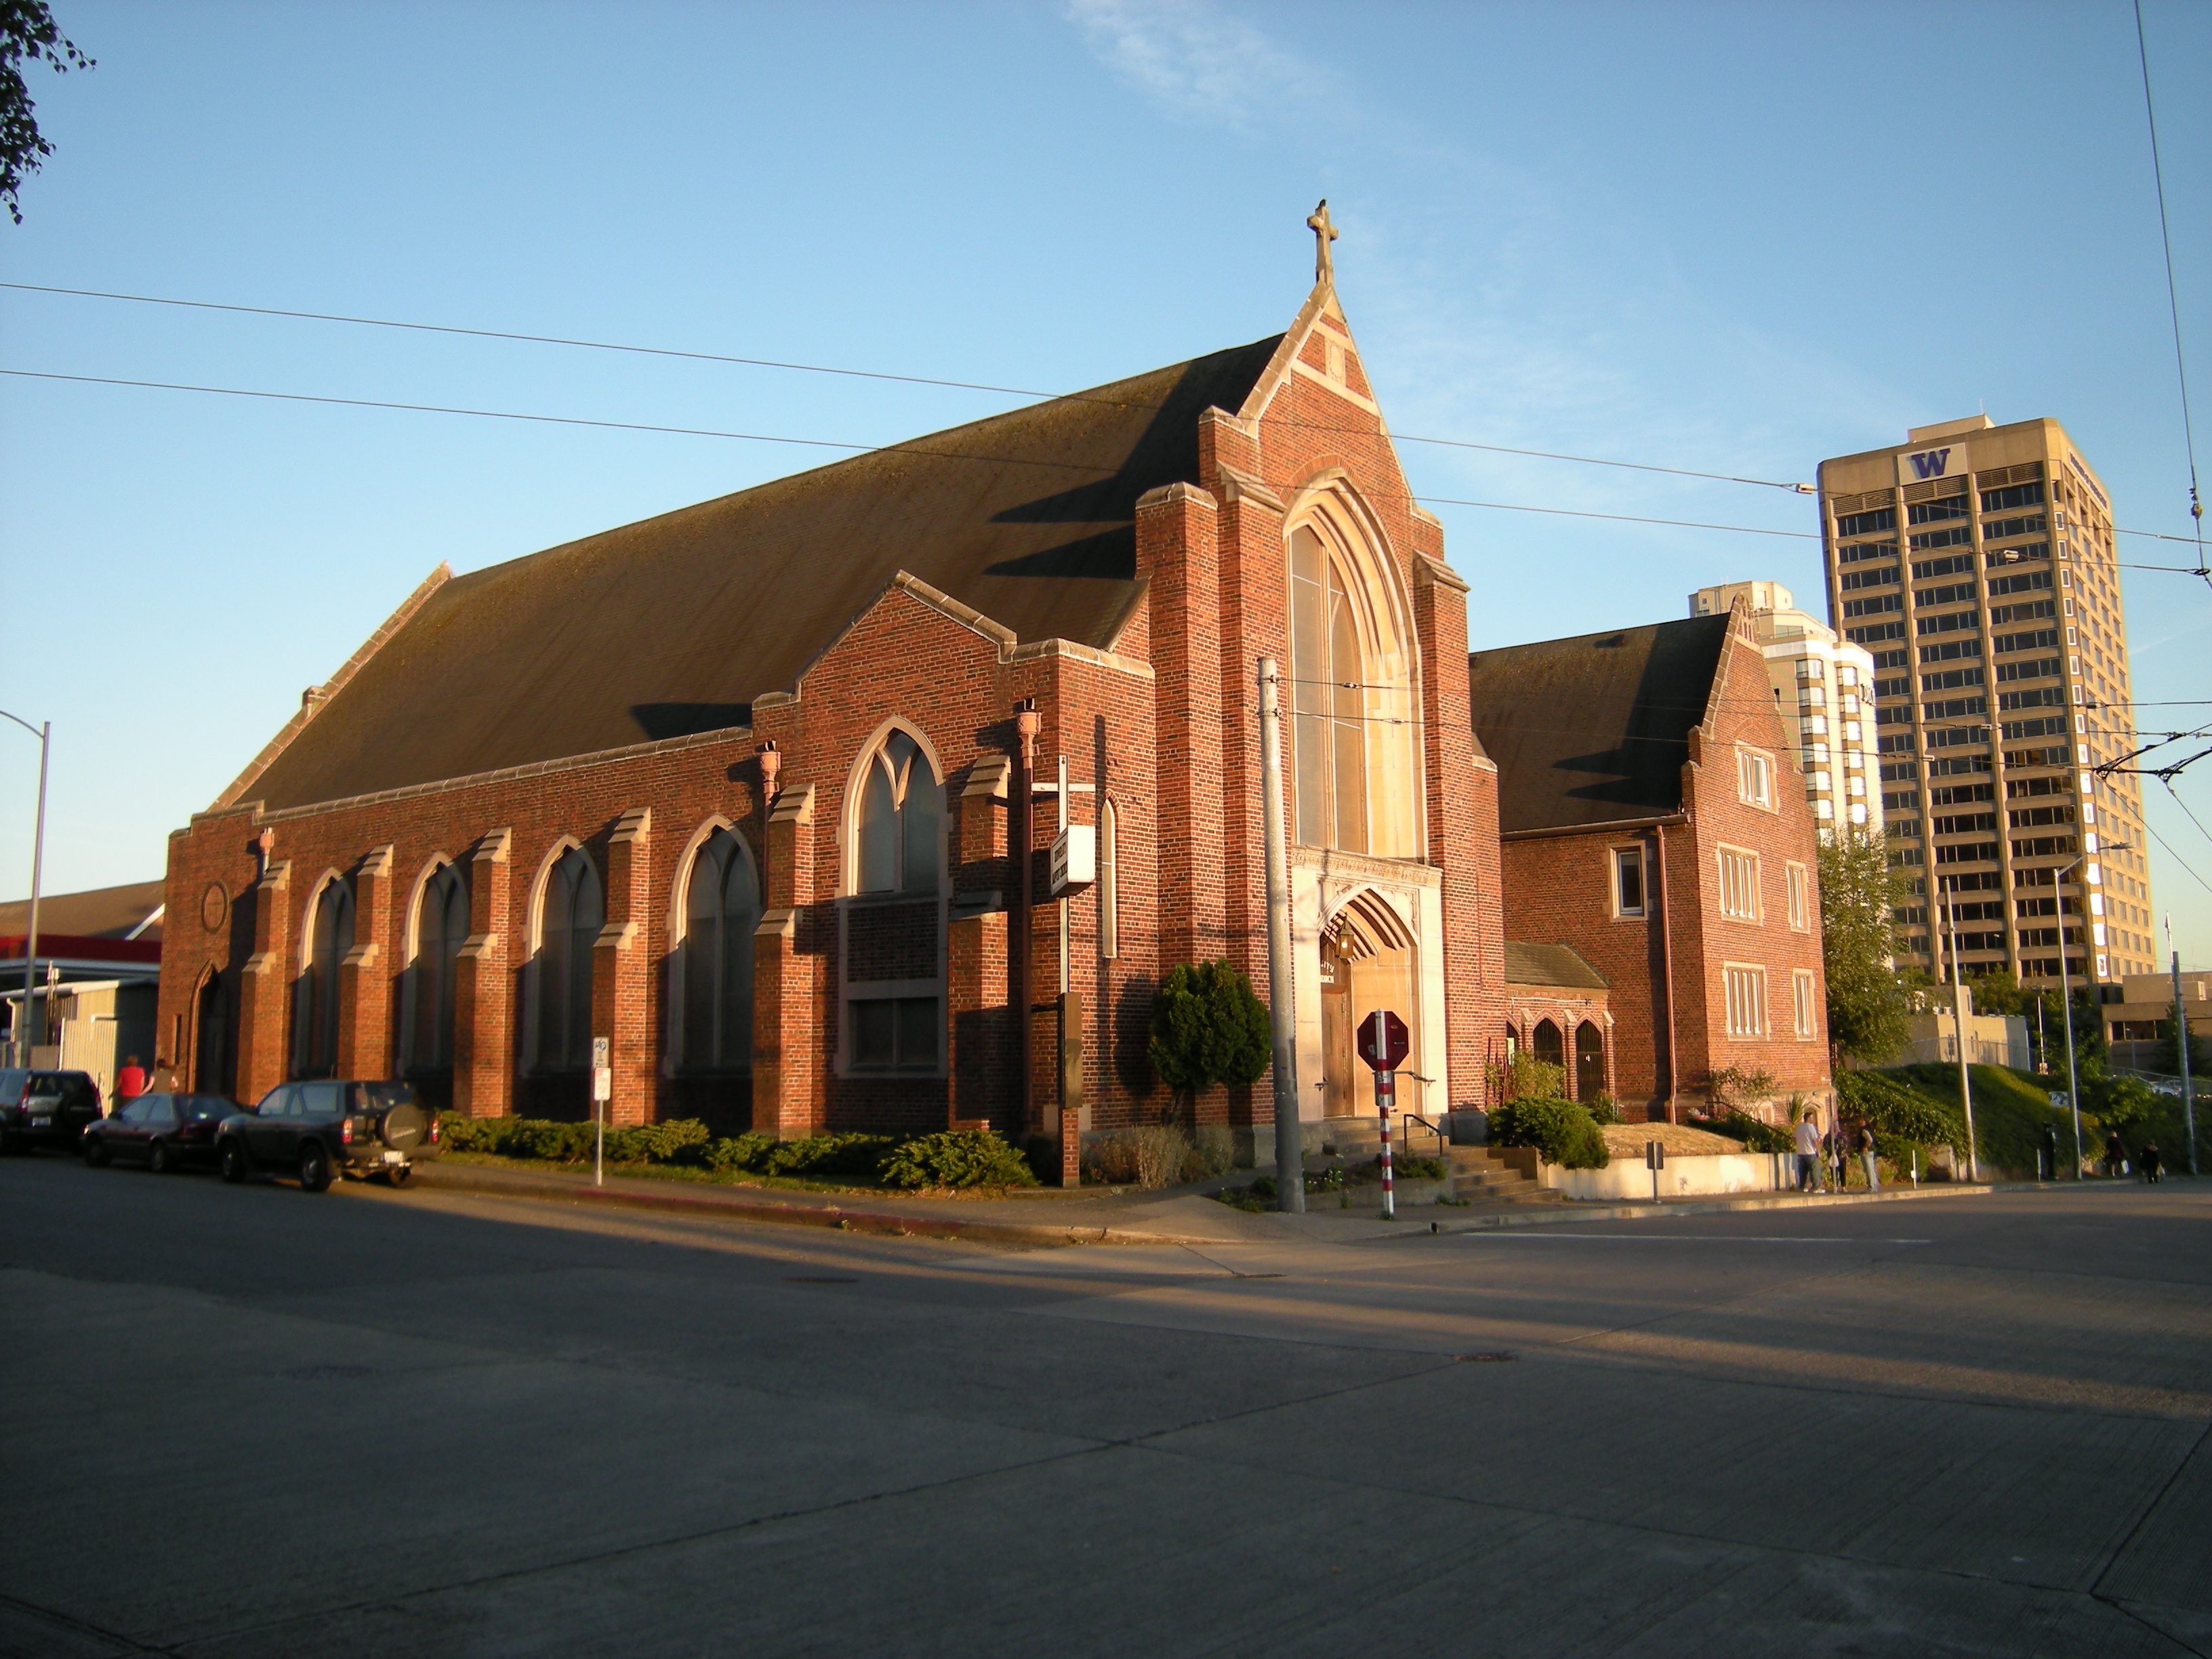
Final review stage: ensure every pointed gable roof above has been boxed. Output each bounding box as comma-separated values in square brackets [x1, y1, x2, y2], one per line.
[1468, 614, 1734, 834]
[235, 336, 1282, 812]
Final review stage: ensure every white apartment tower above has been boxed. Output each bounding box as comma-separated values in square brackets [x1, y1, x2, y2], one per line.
[1690, 581, 1883, 838]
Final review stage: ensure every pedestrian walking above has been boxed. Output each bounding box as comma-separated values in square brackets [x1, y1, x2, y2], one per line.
[2041, 1124, 2059, 1183]
[115, 1055, 147, 1104]
[146, 1056, 180, 1093]
[1794, 1110, 1824, 1193]
[2106, 1130, 2127, 1179]
[1859, 1124, 1880, 1193]
[2141, 1142, 2163, 1185]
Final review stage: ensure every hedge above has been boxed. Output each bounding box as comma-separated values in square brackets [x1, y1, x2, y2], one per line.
[1487, 1097, 1608, 1168]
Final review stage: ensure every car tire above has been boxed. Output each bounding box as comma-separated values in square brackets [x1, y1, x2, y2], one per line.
[219, 1140, 247, 1184]
[384, 1162, 413, 1189]
[148, 1140, 174, 1175]
[83, 1135, 110, 1168]
[298, 1143, 332, 1194]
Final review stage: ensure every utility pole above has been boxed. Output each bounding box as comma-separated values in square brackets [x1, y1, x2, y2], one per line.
[1258, 659, 1303, 1214]
[1, 712, 49, 1067]
[1941, 878, 1978, 1181]
[2171, 915, 2197, 1176]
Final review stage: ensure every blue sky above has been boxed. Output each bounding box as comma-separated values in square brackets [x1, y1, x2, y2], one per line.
[3, 0, 2208, 960]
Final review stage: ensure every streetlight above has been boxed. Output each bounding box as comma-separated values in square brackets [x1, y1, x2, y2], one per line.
[1, 710, 50, 1067]
[2053, 840, 2132, 1180]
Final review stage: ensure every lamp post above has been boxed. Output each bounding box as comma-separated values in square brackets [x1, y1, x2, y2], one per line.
[1, 710, 50, 1067]
[2053, 840, 2132, 1179]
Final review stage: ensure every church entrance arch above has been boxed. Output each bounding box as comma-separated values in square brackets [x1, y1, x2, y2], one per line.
[1575, 1021, 1606, 1103]
[1318, 888, 1419, 1120]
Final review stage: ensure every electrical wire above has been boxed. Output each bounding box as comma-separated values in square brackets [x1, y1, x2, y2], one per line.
[0, 279, 1816, 491]
[0, 366, 1826, 541]
[2135, 0, 2207, 556]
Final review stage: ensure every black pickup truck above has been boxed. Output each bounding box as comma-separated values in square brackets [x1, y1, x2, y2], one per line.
[216, 1080, 439, 1191]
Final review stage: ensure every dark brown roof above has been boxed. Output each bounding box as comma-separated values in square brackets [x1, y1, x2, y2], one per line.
[0, 880, 166, 942]
[1503, 941, 1607, 990]
[1469, 614, 1731, 834]
[240, 337, 1284, 811]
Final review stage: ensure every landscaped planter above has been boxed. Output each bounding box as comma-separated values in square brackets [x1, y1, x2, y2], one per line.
[1536, 1152, 1790, 1201]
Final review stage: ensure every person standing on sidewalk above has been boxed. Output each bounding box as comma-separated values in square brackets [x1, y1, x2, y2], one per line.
[1794, 1109, 1825, 1194]
[2141, 1141, 2163, 1184]
[115, 1056, 147, 1108]
[2105, 1130, 2127, 1179]
[1859, 1124, 1880, 1193]
[1832, 1124, 1852, 1191]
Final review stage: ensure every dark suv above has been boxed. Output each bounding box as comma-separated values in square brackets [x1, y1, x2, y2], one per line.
[0, 1069, 104, 1153]
[216, 1080, 439, 1192]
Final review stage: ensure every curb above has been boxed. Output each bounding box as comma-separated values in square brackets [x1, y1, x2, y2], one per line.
[409, 1164, 1233, 1247]
[1408, 1182, 1999, 1237]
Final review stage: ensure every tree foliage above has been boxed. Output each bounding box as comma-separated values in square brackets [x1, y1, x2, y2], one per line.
[2, 2, 94, 224]
[1147, 960, 1270, 1123]
[1816, 828, 1914, 1066]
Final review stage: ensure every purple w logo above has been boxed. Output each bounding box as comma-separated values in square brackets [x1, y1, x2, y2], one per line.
[1908, 448, 1953, 480]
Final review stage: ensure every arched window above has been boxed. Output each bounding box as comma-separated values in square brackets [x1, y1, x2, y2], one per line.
[1574, 1021, 1606, 1103]
[1286, 514, 1419, 857]
[1532, 1019, 1564, 1070]
[853, 728, 943, 895]
[1098, 798, 1119, 960]
[681, 827, 760, 1072]
[533, 846, 602, 1071]
[403, 863, 468, 1073]
[293, 877, 354, 1078]
[193, 970, 230, 1096]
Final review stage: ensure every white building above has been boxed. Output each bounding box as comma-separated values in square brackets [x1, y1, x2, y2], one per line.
[1689, 581, 1882, 838]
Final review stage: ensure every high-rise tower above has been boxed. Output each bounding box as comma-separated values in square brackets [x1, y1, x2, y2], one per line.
[1817, 416, 2156, 994]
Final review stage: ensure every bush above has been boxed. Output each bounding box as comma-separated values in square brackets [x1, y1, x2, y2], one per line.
[1392, 1153, 1449, 1181]
[878, 1130, 1038, 1189]
[1696, 1110, 1793, 1153]
[1706, 1066, 1777, 1115]
[1148, 961, 1271, 1122]
[1185, 1125, 1237, 1181]
[701, 1132, 778, 1173]
[762, 1133, 898, 1179]
[1488, 1097, 1609, 1168]
[1507, 1053, 1565, 1102]
[1837, 1070, 1959, 1145]
[1583, 1093, 1622, 1126]
[1086, 1126, 1190, 1189]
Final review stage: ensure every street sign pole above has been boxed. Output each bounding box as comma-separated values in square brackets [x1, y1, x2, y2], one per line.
[1356, 1008, 1411, 1221]
[2172, 919, 2197, 1176]
[1258, 660, 1304, 1214]
[591, 1036, 611, 1187]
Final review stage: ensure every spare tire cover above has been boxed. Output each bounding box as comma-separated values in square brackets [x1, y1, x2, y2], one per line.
[378, 1102, 428, 1151]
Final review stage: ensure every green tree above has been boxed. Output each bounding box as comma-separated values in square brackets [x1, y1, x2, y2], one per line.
[2, 2, 94, 224]
[1817, 827, 1914, 1065]
[1146, 960, 1270, 1125]
[1965, 968, 2036, 1018]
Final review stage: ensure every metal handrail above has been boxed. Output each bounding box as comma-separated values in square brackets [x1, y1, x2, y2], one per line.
[1399, 1111, 1449, 1160]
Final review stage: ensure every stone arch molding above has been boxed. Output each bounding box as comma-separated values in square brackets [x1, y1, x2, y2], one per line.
[840, 716, 949, 898]
[1322, 884, 1418, 961]
[401, 853, 458, 963]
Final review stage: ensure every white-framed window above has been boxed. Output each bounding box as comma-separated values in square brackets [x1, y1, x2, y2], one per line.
[1099, 797, 1119, 960]
[1724, 964, 1768, 1038]
[1718, 845, 1762, 921]
[840, 724, 947, 1076]
[1614, 846, 1645, 918]
[1792, 969, 1817, 1039]
[1738, 746, 1776, 810]
[1786, 862, 1809, 931]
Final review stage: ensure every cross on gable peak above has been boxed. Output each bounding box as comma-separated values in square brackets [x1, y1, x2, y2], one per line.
[1306, 199, 1339, 286]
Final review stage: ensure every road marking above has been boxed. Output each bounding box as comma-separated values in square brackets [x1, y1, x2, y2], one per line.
[1458, 1234, 1932, 1245]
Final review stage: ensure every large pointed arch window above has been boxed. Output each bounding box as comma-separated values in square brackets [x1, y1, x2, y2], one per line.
[403, 863, 468, 1073]
[533, 846, 602, 1071]
[681, 827, 760, 1072]
[1286, 518, 1420, 857]
[293, 877, 354, 1078]
[841, 726, 945, 1074]
[853, 729, 943, 895]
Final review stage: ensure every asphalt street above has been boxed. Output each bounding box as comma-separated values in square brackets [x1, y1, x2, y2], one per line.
[3, 1153, 2207, 1657]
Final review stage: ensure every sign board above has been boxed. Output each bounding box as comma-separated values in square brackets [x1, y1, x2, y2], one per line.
[1645, 1141, 1666, 1170]
[2048, 1091, 2070, 1113]
[591, 1037, 610, 1068]
[1049, 824, 1095, 896]
[592, 1068, 612, 1103]
[1356, 1009, 1410, 1073]
[1897, 444, 1971, 487]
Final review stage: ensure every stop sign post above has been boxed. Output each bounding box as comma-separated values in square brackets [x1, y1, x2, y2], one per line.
[1357, 1010, 1410, 1219]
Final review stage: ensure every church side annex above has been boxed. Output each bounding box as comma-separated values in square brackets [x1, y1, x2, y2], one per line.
[156, 210, 1510, 1182]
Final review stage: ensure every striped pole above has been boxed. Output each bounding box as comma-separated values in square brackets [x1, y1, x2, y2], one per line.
[1378, 1068, 1395, 1219]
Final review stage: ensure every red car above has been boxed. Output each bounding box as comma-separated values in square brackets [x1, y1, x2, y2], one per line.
[82, 1094, 239, 1173]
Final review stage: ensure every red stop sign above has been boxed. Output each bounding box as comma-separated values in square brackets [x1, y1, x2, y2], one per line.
[1356, 1009, 1410, 1072]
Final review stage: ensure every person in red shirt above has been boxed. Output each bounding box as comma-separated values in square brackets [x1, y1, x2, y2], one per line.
[116, 1055, 147, 1104]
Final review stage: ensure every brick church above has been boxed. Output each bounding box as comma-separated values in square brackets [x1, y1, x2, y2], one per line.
[156, 210, 1832, 1181]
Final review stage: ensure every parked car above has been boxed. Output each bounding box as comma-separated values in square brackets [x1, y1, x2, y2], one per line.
[0, 1068, 104, 1154]
[216, 1080, 439, 1192]
[82, 1093, 239, 1172]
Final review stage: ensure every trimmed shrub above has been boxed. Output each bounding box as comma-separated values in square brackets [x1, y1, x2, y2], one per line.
[762, 1133, 898, 1179]
[701, 1132, 777, 1173]
[1184, 1125, 1237, 1181]
[1488, 1097, 1609, 1169]
[1584, 1093, 1623, 1126]
[1086, 1126, 1190, 1189]
[879, 1130, 1038, 1189]
[1507, 1053, 1566, 1102]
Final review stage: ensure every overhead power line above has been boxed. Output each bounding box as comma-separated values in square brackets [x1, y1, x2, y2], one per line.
[0, 366, 1824, 541]
[0, 280, 1816, 492]
[2135, 0, 2206, 555]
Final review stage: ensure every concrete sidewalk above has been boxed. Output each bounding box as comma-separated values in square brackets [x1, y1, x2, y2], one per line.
[411, 1157, 2001, 1246]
